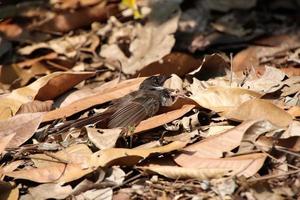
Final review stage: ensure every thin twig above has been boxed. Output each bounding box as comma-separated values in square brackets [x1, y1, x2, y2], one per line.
[248, 168, 300, 182]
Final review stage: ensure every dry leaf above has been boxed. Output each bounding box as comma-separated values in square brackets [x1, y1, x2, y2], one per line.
[37, 2, 118, 33]
[0, 71, 94, 120]
[90, 141, 188, 168]
[17, 100, 53, 114]
[238, 120, 279, 153]
[101, 1, 181, 74]
[141, 164, 229, 180]
[5, 163, 93, 184]
[188, 53, 230, 80]
[76, 188, 112, 200]
[0, 133, 15, 154]
[18, 34, 89, 58]
[31, 144, 92, 168]
[287, 106, 300, 118]
[6, 144, 94, 183]
[256, 131, 300, 152]
[175, 153, 266, 177]
[86, 127, 122, 150]
[27, 183, 73, 199]
[133, 104, 195, 135]
[0, 113, 43, 148]
[242, 66, 286, 93]
[225, 99, 293, 127]
[189, 84, 261, 113]
[136, 52, 201, 77]
[175, 120, 264, 159]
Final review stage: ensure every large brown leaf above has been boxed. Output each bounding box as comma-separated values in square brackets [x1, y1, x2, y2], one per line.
[0, 72, 95, 120]
[225, 99, 293, 127]
[0, 113, 43, 148]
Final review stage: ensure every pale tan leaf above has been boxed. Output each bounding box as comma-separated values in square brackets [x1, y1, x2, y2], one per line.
[0, 71, 94, 120]
[90, 141, 188, 168]
[5, 144, 95, 183]
[225, 99, 293, 127]
[28, 183, 73, 199]
[207, 125, 235, 137]
[175, 120, 260, 159]
[242, 66, 286, 93]
[287, 106, 300, 118]
[86, 127, 122, 150]
[17, 100, 53, 114]
[237, 120, 279, 154]
[141, 165, 229, 180]
[0, 113, 43, 148]
[189, 85, 261, 113]
[77, 188, 112, 200]
[4, 163, 93, 184]
[1, 160, 24, 176]
[31, 144, 92, 168]
[175, 153, 267, 177]
[282, 121, 300, 138]
[18, 34, 89, 58]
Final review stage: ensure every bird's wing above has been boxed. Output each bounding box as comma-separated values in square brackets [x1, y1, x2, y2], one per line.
[108, 95, 160, 128]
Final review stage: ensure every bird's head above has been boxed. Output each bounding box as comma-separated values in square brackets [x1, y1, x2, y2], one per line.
[139, 75, 170, 90]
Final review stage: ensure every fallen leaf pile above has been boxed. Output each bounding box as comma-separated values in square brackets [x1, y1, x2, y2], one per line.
[0, 0, 300, 199]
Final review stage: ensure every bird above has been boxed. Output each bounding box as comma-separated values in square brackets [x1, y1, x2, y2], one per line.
[49, 75, 173, 134]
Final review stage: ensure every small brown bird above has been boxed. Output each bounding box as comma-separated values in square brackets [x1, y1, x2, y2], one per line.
[51, 75, 173, 133]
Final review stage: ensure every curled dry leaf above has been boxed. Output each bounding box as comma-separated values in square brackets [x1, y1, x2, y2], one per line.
[242, 66, 286, 93]
[189, 85, 261, 113]
[101, 0, 181, 74]
[16, 100, 53, 114]
[0, 113, 43, 148]
[175, 153, 267, 178]
[282, 121, 300, 138]
[188, 53, 230, 80]
[141, 164, 229, 180]
[225, 99, 293, 127]
[86, 127, 122, 150]
[256, 135, 300, 152]
[18, 34, 90, 58]
[43, 77, 145, 122]
[0, 71, 95, 120]
[175, 120, 264, 159]
[90, 141, 188, 168]
[237, 120, 279, 154]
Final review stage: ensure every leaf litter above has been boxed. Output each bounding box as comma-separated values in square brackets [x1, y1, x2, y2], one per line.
[0, 0, 300, 199]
